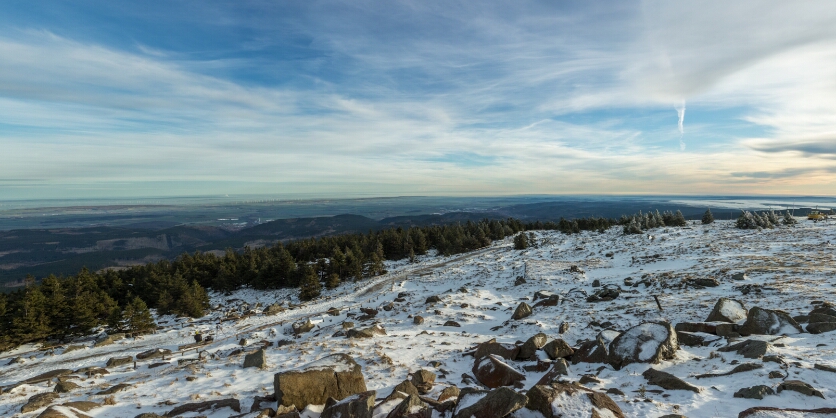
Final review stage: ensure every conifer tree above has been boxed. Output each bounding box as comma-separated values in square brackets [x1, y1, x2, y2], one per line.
[513, 232, 529, 250]
[325, 273, 341, 290]
[702, 208, 714, 224]
[298, 265, 322, 301]
[123, 297, 155, 333]
[782, 210, 798, 225]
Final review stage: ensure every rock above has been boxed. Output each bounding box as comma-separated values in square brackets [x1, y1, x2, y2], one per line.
[734, 385, 775, 400]
[511, 303, 532, 320]
[718, 339, 770, 359]
[413, 316, 424, 325]
[592, 279, 601, 287]
[166, 398, 242, 416]
[535, 359, 569, 385]
[136, 348, 171, 360]
[455, 387, 527, 418]
[426, 296, 442, 304]
[37, 406, 92, 418]
[53, 381, 80, 393]
[769, 371, 785, 379]
[135, 414, 166, 418]
[731, 272, 747, 281]
[578, 375, 600, 385]
[20, 369, 73, 385]
[695, 363, 762, 379]
[60, 402, 99, 412]
[472, 354, 525, 389]
[738, 307, 803, 336]
[706, 298, 748, 323]
[777, 380, 825, 398]
[96, 383, 131, 395]
[327, 307, 341, 316]
[443, 321, 461, 327]
[607, 322, 678, 370]
[274, 354, 367, 410]
[106, 356, 133, 367]
[275, 405, 301, 418]
[411, 370, 436, 394]
[642, 368, 700, 393]
[244, 349, 266, 368]
[532, 291, 559, 307]
[738, 407, 836, 418]
[676, 331, 722, 347]
[559, 322, 569, 334]
[8, 356, 24, 365]
[382, 302, 395, 311]
[518, 333, 548, 360]
[438, 386, 460, 403]
[473, 339, 519, 361]
[514, 276, 526, 286]
[63, 345, 85, 354]
[94, 336, 115, 347]
[807, 321, 836, 334]
[587, 287, 620, 302]
[264, 303, 286, 315]
[573, 330, 620, 364]
[542, 339, 574, 359]
[249, 394, 277, 412]
[815, 363, 836, 373]
[292, 319, 315, 334]
[525, 383, 624, 418]
[320, 390, 376, 418]
[22, 393, 60, 413]
[693, 278, 719, 287]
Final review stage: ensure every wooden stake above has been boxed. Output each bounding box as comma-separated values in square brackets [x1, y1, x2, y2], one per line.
[653, 295, 663, 311]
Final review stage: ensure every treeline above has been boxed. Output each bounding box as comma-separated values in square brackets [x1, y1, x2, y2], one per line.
[735, 210, 796, 229]
[0, 215, 628, 349]
[621, 210, 687, 234]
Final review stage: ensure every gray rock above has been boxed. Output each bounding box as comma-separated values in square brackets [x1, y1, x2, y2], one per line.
[734, 385, 775, 400]
[53, 381, 80, 393]
[438, 386, 460, 403]
[443, 320, 461, 327]
[731, 272, 747, 281]
[426, 296, 442, 304]
[385, 393, 427, 418]
[136, 348, 171, 360]
[292, 319, 315, 334]
[642, 368, 700, 393]
[706, 298, 748, 323]
[472, 354, 525, 389]
[814, 363, 836, 373]
[166, 399, 241, 416]
[21, 393, 60, 413]
[525, 383, 624, 418]
[511, 302, 532, 320]
[738, 307, 803, 336]
[807, 322, 836, 334]
[718, 339, 770, 359]
[455, 387, 527, 418]
[573, 330, 620, 364]
[63, 345, 85, 354]
[777, 380, 825, 398]
[413, 316, 424, 325]
[106, 356, 133, 368]
[473, 339, 519, 361]
[534, 359, 569, 386]
[243, 349, 266, 368]
[676, 331, 722, 347]
[542, 338, 574, 359]
[695, 362, 762, 379]
[274, 354, 367, 410]
[607, 322, 678, 370]
[263, 303, 286, 315]
[411, 370, 436, 394]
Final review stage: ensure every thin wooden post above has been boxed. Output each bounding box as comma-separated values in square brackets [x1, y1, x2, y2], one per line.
[653, 295, 663, 311]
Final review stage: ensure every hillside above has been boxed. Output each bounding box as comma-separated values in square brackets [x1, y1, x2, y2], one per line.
[1, 219, 835, 417]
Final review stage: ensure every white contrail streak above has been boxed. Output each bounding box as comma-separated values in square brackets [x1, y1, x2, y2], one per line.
[675, 101, 686, 150]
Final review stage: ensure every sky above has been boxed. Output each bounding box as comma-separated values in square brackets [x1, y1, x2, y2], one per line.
[1, 1, 836, 200]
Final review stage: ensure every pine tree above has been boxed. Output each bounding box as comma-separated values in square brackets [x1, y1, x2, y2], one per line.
[672, 210, 687, 226]
[702, 208, 714, 224]
[123, 297, 155, 333]
[782, 210, 798, 225]
[298, 265, 322, 301]
[513, 232, 529, 250]
[325, 273, 341, 289]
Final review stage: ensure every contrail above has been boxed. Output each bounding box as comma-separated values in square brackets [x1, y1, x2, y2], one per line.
[675, 101, 686, 150]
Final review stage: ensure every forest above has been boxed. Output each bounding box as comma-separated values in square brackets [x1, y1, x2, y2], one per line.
[0, 212, 683, 350]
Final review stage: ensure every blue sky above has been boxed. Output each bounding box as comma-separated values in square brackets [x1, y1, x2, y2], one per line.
[1, 1, 835, 199]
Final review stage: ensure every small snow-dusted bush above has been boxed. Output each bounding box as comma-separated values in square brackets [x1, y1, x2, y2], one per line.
[735, 210, 779, 229]
[621, 210, 687, 234]
[782, 210, 798, 225]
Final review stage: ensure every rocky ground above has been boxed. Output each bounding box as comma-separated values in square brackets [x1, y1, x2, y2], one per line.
[1, 220, 836, 417]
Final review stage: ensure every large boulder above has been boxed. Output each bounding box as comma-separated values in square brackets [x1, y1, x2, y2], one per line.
[573, 330, 619, 364]
[472, 354, 525, 389]
[737, 307, 803, 336]
[274, 354, 367, 410]
[455, 387, 527, 418]
[511, 303, 532, 320]
[473, 339, 519, 361]
[706, 298, 748, 323]
[320, 390, 376, 418]
[777, 380, 825, 399]
[542, 339, 574, 360]
[518, 333, 548, 360]
[22, 393, 60, 413]
[607, 322, 678, 370]
[525, 383, 624, 418]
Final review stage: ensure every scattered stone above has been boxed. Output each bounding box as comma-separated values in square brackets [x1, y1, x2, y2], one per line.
[93, 336, 115, 348]
[558, 322, 569, 334]
[696, 363, 762, 379]
[426, 296, 442, 304]
[692, 278, 719, 287]
[413, 316, 424, 325]
[472, 354, 525, 389]
[385, 393, 427, 418]
[106, 356, 133, 368]
[166, 398, 241, 416]
[63, 345, 85, 354]
[807, 321, 836, 334]
[738, 307, 803, 336]
[136, 348, 171, 360]
[382, 302, 395, 311]
[327, 307, 341, 316]
[263, 303, 286, 315]
[762, 355, 784, 364]
[542, 338, 574, 360]
[456, 387, 527, 418]
[734, 385, 775, 400]
[573, 330, 620, 364]
[731, 272, 747, 281]
[20, 369, 73, 385]
[706, 298, 748, 323]
[438, 386, 460, 403]
[607, 322, 678, 370]
[814, 363, 836, 373]
[777, 380, 825, 399]
[387, 380, 420, 401]
[606, 388, 625, 396]
[411, 370, 436, 394]
[718, 339, 770, 359]
[37, 405, 92, 418]
[579, 374, 601, 385]
[738, 407, 836, 418]
[443, 321, 461, 327]
[535, 359, 569, 385]
[320, 390, 376, 418]
[22, 393, 60, 413]
[642, 368, 700, 393]
[768, 371, 785, 379]
[514, 276, 526, 286]
[274, 354, 367, 410]
[525, 383, 624, 418]
[473, 339, 520, 361]
[587, 286, 620, 302]
[511, 302, 532, 320]
[243, 349, 266, 368]
[518, 333, 548, 360]
[676, 331, 722, 347]
[592, 279, 601, 287]
[96, 383, 131, 395]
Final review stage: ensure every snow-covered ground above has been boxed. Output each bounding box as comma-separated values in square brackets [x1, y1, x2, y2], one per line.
[2, 220, 836, 417]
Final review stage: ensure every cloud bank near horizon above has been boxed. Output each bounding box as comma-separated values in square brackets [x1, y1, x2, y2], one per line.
[1, 1, 836, 199]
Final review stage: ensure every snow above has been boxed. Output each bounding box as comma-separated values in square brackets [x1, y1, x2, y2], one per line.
[2, 220, 836, 417]
[719, 299, 747, 322]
